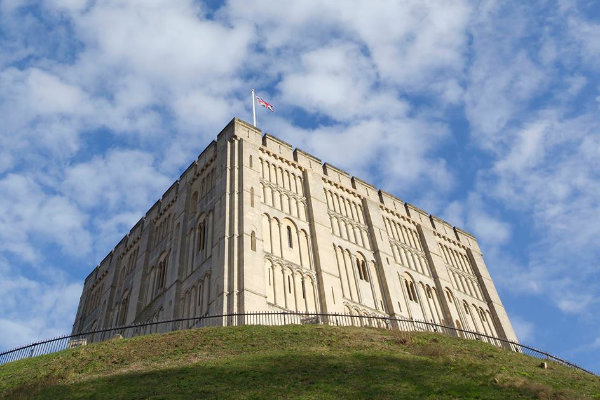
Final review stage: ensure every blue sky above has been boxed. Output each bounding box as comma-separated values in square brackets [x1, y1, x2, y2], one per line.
[1, 0, 600, 373]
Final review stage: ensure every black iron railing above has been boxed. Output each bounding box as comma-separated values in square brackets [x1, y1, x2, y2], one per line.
[0, 311, 595, 376]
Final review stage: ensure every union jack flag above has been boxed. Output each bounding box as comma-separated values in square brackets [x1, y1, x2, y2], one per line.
[256, 96, 274, 112]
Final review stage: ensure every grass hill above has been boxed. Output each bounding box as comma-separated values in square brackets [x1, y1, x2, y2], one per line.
[1, 324, 599, 400]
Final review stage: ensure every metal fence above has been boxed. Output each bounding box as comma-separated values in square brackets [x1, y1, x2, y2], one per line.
[0, 311, 595, 376]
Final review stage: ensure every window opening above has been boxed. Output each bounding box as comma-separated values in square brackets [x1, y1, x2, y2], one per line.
[287, 226, 293, 248]
[198, 222, 206, 251]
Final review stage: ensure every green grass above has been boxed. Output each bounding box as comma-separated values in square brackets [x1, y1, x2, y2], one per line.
[1, 325, 599, 399]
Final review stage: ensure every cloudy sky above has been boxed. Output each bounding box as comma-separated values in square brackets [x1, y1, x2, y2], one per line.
[1, 0, 599, 372]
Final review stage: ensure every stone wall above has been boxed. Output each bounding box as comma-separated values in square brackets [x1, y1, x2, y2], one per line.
[72, 117, 517, 343]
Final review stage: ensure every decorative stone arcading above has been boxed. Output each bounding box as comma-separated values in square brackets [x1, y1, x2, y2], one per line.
[260, 179, 307, 203]
[264, 253, 316, 280]
[342, 300, 388, 318]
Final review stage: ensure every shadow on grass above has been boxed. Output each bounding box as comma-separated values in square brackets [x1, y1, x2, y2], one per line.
[6, 352, 546, 400]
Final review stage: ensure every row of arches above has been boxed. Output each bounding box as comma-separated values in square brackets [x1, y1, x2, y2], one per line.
[342, 305, 389, 328]
[142, 307, 164, 335]
[189, 168, 216, 217]
[383, 216, 423, 252]
[118, 247, 139, 284]
[152, 213, 172, 248]
[179, 273, 211, 328]
[460, 300, 498, 339]
[324, 188, 365, 225]
[329, 214, 371, 250]
[145, 251, 169, 306]
[261, 183, 307, 221]
[114, 289, 130, 326]
[260, 158, 304, 196]
[262, 214, 312, 269]
[265, 260, 318, 312]
[184, 210, 214, 277]
[333, 245, 385, 312]
[390, 243, 431, 277]
[84, 283, 104, 316]
[439, 243, 474, 275]
[448, 268, 483, 301]
[193, 167, 216, 203]
[445, 289, 498, 340]
[399, 273, 445, 325]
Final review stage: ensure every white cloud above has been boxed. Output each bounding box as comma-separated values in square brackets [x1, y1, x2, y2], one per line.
[0, 174, 91, 261]
[62, 149, 171, 211]
[0, 258, 82, 350]
[510, 316, 535, 343]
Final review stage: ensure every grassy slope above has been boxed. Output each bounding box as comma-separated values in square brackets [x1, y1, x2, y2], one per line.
[1, 325, 599, 400]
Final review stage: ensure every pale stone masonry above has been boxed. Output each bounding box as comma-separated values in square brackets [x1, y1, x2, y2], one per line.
[72, 117, 518, 343]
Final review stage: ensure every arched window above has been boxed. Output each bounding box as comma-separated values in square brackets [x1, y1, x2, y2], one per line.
[361, 261, 369, 282]
[251, 231, 256, 251]
[155, 255, 168, 294]
[198, 221, 206, 251]
[190, 191, 198, 216]
[480, 308, 487, 322]
[250, 187, 255, 207]
[463, 302, 470, 314]
[249, 155, 253, 168]
[287, 226, 293, 248]
[405, 279, 418, 303]
[118, 292, 129, 326]
[455, 320, 464, 337]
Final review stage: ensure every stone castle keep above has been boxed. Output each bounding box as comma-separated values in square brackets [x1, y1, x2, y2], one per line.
[72, 118, 518, 342]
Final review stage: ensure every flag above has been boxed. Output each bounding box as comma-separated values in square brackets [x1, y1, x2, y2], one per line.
[256, 96, 275, 112]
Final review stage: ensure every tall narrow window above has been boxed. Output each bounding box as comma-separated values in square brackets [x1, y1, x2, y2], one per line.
[405, 280, 413, 301]
[405, 280, 418, 303]
[357, 262, 364, 280]
[287, 226, 293, 248]
[250, 187, 255, 207]
[410, 282, 418, 303]
[190, 191, 198, 216]
[198, 221, 206, 251]
[251, 231, 256, 251]
[249, 155, 253, 168]
[361, 261, 369, 282]
[302, 280, 306, 299]
[119, 294, 129, 326]
[288, 276, 292, 293]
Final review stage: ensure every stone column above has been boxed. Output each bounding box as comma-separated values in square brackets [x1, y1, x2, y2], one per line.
[456, 228, 518, 342]
[295, 149, 345, 313]
[409, 204, 461, 328]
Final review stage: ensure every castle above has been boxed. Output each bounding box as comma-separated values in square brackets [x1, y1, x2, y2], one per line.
[71, 118, 518, 342]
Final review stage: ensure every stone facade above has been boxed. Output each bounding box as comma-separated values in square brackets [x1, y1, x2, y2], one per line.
[72, 117, 518, 342]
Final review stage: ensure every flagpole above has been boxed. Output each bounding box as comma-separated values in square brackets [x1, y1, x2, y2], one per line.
[251, 89, 257, 127]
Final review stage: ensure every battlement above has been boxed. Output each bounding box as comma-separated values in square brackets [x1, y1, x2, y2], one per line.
[243, 119, 476, 245]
